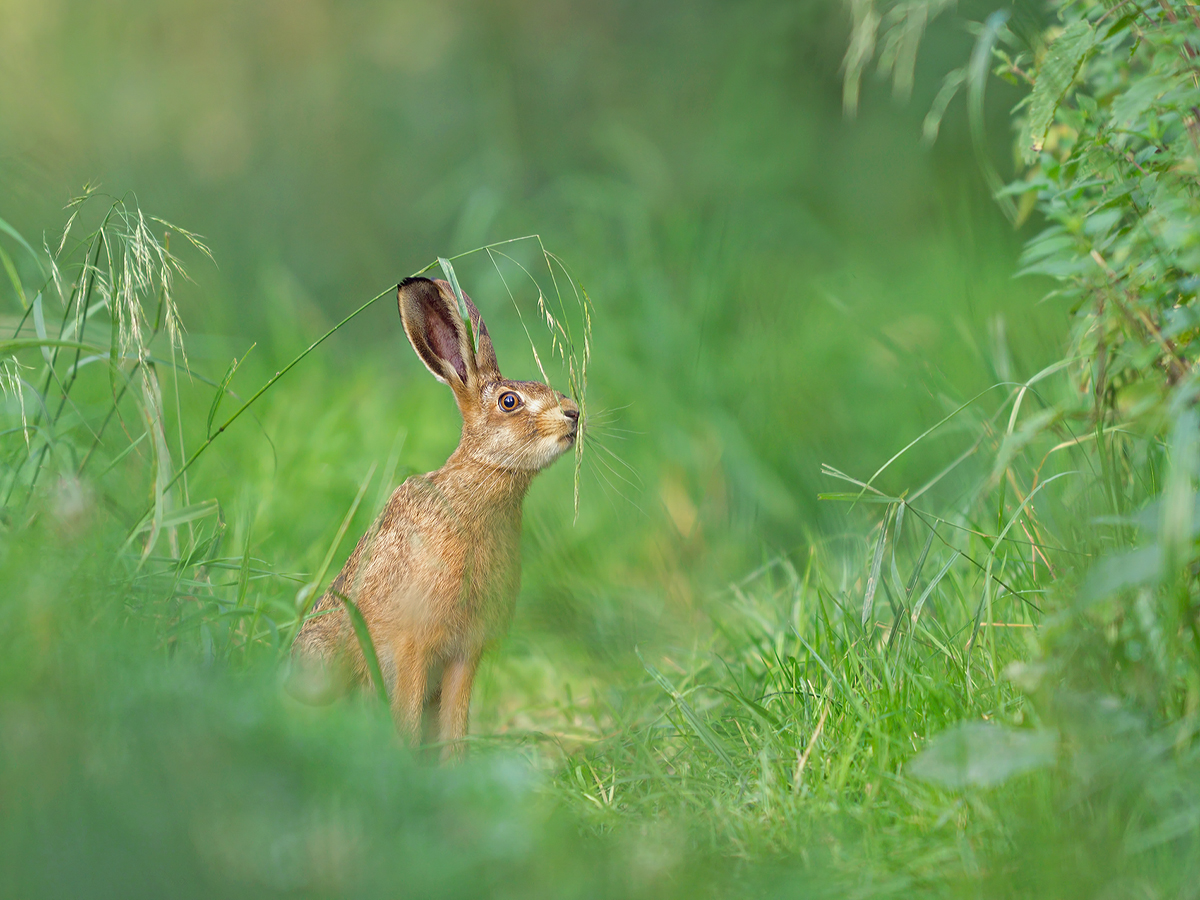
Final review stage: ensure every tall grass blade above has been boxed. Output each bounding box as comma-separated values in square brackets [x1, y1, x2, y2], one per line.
[235, 520, 253, 609]
[637, 647, 739, 775]
[0, 244, 27, 310]
[288, 462, 377, 645]
[863, 503, 895, 625]
[967, 10, 1017, 221]
[126, 285, 394, 538]
[906, 523, 936, 600]
[0, 215, 43, 270]
[332, 590, 390, 706]
[438, 257, 476, 353]
[206, 344, 255, 439]
[128, 498, 220, 535]
[31, 295, 52, 367]
[922, 67, 966, 145]
[890, 500, 906, 599]
[853, 386, 1005, 504]
[911, 551, 960, 623]
[139, 368, 172, 561]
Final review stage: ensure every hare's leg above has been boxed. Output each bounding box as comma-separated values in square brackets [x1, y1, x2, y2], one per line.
[388, 636, 428, 745]
[422, 683, 443, 746]
[437, 649, 483, 763]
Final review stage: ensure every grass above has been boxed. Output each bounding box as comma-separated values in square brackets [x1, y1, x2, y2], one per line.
[4, 0, 1200, 895]
[3, 191, 1197, 899]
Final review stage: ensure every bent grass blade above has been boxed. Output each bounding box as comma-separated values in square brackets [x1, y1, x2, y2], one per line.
[331, 589, 390, 707]
[286, 462, 377, 647]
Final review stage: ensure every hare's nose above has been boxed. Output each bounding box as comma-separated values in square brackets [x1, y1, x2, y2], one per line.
[563, 408, 580, 422]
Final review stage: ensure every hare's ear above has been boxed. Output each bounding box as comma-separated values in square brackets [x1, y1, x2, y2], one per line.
[398, 278, 503, 397]
[398, 277, 477, 391]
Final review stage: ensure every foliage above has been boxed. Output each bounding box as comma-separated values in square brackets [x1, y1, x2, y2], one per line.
[546, 6, 1200, 880]
[846, 0, 1200, 710]
[3, 0, 1200, 896]
[841, 0, 1200, 880]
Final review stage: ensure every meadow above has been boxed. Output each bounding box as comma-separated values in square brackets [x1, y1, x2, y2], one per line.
[2, 0, 1199, 896]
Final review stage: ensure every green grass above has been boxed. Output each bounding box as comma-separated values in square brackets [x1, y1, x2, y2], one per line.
[1, 193, 1194, 899]
[3, 0, 1200, 896]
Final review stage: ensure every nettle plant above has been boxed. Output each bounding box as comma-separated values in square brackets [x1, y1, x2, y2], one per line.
[843, 0, 1200, 718]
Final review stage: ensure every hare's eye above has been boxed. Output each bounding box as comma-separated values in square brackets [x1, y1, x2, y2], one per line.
[498, 391, 522, 412]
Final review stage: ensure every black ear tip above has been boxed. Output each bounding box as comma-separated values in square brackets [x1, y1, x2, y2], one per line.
[398, 276, 433, 292]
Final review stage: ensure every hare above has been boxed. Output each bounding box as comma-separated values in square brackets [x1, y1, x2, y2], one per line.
[292, 276, 580, 759]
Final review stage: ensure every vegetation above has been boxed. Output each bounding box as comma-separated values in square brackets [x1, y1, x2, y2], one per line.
[2, 0, 1199, 895]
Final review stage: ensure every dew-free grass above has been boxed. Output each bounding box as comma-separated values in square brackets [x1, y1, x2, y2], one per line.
[4, 0, 1200, 895]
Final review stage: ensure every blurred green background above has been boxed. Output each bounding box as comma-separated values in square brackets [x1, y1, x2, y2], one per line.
[0, 1, 1086, 893]
[0, 0, 1061, 663]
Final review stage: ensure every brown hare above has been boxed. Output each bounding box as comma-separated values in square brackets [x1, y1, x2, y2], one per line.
[292, 276, 580, 759]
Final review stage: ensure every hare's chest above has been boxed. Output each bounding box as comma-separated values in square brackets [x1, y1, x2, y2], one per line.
[370, 479, 526, 647]
[395, 507, 522, 640]
[459, 518, 522, 630]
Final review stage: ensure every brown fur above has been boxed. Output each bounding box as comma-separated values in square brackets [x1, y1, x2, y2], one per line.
[292, 277, 579, 760]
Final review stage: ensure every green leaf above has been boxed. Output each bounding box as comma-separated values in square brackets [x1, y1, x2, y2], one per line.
[97, 432, 149, 478]
[1022, 20, 1095, 163]
[908, 721, 1057, 788]
[1109, 73, 1175, 131]
[890, 500, 906, 601]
